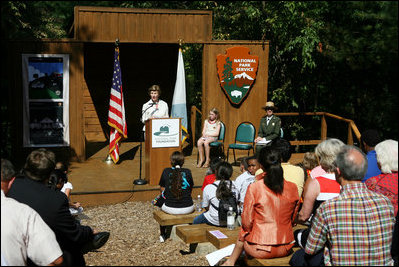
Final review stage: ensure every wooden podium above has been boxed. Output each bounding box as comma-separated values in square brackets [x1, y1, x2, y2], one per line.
[144, 118, 182, 185]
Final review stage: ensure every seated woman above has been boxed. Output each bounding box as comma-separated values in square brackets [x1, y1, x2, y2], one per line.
[193, 161, 239, 226]
[296, 138, 345, 225]
[222, 147, 300, 265]
[158, 151, 194, 241]
[290, 138, 345, 266]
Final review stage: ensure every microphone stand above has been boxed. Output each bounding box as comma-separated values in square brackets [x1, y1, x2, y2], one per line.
[133, 103, 155, 185]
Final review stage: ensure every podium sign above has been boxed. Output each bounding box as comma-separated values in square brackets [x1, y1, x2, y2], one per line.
[145, 118, 182, 185]
[151, 118, 180, 148]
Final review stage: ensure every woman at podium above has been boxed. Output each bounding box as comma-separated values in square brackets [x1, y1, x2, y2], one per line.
[141, 85, 169, 132]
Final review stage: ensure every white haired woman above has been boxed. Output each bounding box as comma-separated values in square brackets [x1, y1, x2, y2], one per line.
[365, 139, 398, 216]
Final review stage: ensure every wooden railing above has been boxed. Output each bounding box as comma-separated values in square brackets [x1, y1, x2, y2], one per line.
[190, 107, 361, 148]
[190, 106, 202, 146]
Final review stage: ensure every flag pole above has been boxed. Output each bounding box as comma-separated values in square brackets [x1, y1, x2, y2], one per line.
[105, 38, 120, 163]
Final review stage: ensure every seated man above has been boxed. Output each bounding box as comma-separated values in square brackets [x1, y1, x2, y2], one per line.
[7, 149, 109, 266]
[1, 158, 63, 266]
[254, 101, 281, 156]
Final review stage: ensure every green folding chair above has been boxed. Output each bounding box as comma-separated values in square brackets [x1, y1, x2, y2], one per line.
[227, 122, 256, 164]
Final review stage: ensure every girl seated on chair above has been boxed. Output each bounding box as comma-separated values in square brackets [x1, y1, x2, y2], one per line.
[197, 107, 221, 168]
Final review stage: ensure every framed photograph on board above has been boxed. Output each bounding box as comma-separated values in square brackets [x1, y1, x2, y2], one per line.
[22, 54, 70, 147]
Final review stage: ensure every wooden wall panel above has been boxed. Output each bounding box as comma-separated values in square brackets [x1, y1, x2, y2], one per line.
[202, 41, 270, 154]
[74, 6, 212, 43]
[83, 86, 107, 142]
[5, 40, 85, 163]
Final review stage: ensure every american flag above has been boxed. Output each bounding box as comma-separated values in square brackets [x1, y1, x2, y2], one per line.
[108, 47, 127, 163]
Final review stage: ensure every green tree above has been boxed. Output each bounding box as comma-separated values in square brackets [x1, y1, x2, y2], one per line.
[1, 1, 397, 144]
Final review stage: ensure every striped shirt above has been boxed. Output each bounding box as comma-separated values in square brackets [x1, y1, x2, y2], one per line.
[305, 183, 395, 266]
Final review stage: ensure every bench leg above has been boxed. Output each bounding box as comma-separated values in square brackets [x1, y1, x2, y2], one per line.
[179, 243, 198, 255]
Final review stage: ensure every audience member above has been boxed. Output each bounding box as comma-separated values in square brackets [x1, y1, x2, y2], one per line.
[365, 139, 398, 216]
[234, 156, 256, 195]
[272, 139, 305, 198]
[361, 129, 382, 182]
[55, 162, 83, 215]
[296, 138, 345, 224]
[222, 148, 300, 266]
[293, 138, 345, 260]
[299, 151, 318, 180]
[193, 161, 239, 226]
[237, 156, 260, 206]
[239, 157, 249, 173]
[254, 101, 281, 156]
[158, 151, 194, 242]
[1, 158, 63, 266]
[290, 145, 395, 266]
[197, 107, 221, 168]
[254, 139, 305, 198]
[201, 157, 223, 191]
[7, 149, 109, 266]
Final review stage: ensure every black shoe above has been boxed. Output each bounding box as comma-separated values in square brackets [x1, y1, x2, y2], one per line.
[82, 232, 110, 254]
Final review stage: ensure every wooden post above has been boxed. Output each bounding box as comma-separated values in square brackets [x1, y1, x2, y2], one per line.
[191, 106, 197, 147]
[347, 123, 353, 145]
[321, 115, 327, 140]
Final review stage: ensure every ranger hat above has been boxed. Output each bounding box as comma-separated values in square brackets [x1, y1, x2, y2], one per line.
[262, 101, 277, 111]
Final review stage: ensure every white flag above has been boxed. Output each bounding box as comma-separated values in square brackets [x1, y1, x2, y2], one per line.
[171, 48, 188, 144]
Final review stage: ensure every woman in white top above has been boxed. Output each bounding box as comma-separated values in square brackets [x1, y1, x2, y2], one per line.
[141, 85, 169, 133]
[197, 108, 221, 168]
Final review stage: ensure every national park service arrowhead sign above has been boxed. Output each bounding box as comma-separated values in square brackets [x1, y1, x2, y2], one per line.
[217, 47, 259, 105]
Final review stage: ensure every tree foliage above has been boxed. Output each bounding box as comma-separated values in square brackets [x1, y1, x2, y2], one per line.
[1, 1, 397, 145]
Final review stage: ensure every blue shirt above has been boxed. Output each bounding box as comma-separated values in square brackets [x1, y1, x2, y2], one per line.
[362, 150, 381, 182]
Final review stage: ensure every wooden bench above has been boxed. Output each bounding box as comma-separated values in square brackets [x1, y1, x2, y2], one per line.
[153, 209, 202, 226]
[244, 224, 308, 266]
[245, 247, 301, 266]
[206, 228, 240, 249]
[176, 223, 225, 255]
[176, 223, 223, 244]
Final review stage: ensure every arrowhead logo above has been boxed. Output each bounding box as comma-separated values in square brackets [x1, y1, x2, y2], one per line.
[217, 47, 259, 105]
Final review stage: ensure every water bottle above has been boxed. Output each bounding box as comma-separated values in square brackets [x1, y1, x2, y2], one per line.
[196, 195, 202, 212]
[227, 206, 236, 230]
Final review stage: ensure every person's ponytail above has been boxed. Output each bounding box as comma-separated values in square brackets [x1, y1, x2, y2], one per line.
[215, 162, 233, 200]
[258, 148, 284, 194]
[169, 151, 185, 199]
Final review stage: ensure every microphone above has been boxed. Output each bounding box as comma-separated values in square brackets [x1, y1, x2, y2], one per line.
[142, 101, 156, 115]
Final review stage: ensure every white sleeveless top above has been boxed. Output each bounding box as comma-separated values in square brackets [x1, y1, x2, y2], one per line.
[204, 120, 220, 137]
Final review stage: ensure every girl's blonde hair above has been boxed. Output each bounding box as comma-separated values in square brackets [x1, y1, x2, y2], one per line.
[209, 108, 220, 121]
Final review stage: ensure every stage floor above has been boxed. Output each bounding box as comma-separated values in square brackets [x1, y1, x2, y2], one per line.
[68, 142, 304, 207]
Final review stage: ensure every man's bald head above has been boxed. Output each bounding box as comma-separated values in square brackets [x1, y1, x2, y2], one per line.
[335, 145, 368, 181]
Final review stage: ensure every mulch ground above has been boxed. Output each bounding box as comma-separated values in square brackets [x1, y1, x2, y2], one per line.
[82, 201, 209, 266]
